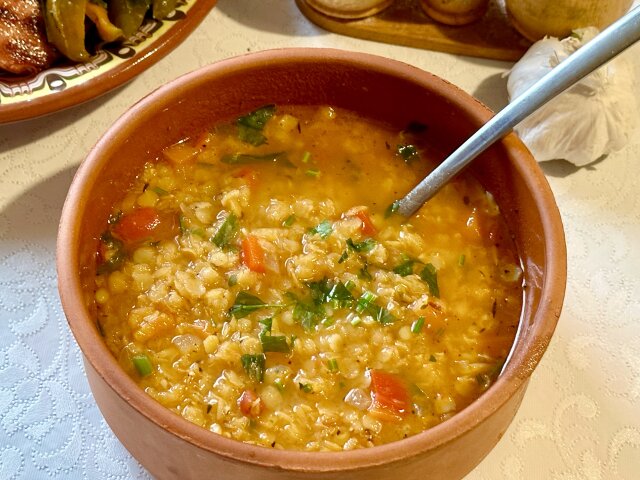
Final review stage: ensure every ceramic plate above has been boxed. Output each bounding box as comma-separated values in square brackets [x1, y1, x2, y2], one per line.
[0, 0, 218, 124]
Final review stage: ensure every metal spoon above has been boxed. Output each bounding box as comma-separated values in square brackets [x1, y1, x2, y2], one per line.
[397, 6, 640, 217]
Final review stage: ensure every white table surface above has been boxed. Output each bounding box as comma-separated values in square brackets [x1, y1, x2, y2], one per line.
[1, 1, 639, 478]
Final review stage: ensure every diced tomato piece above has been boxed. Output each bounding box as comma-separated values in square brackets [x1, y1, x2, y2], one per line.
[241, 235, 266, 273]
[238, 389, 263, 417]
[355, 210, 377, 236]
[112, 207, 175, 244]
[369, 370, 410, 421]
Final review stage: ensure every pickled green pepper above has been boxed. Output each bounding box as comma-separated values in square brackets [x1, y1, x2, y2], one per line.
[44, 0, 90, 62]
[109, 0, 152, 38]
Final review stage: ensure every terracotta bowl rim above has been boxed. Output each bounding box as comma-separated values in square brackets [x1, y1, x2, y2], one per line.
[57, 47, 566, 473]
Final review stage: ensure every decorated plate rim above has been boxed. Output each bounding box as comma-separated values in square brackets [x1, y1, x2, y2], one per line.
[0, 0, 218, 124]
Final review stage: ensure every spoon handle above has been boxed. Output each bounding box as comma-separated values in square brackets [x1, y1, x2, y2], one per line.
[397, 6, 640, 217]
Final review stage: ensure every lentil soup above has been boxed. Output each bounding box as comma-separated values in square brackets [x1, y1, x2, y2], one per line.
[94, 105, 523, 451]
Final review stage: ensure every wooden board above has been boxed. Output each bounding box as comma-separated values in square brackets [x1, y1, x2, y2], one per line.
[295, 0, 532, 61]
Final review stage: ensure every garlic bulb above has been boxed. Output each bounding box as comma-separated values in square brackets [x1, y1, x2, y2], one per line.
[506, 27, 639, 166]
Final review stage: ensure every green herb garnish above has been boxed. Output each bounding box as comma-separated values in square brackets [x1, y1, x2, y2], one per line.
[238, 126, 267, 146]
[282, 214, 296, 227]
[419, 263, 440, 297]
[307, 279, 331, 305]
[299, 382, 313, 393]
[375, 307, 396, 325]
[273, 378, 285, 392]
[397, 144, 420, 163]
[310, 220, 333, 239]
[241, 353, 266, 382]
[301, 151, 311, 163]
[260, 335, 290, 354]
[359, 261, 372, 281]
[354, 291, 395, 324]
[258, 317, 273, 333]
[411, 316, 425, 333]
[355, 291, 377, 314]
[238, 105, 276, 130]
[132, 354, 153, 377]
[394, 256, 415, 277]
[305, 169, 320, 177]
[229, 291, 281, 318]
[458, 254, 466, 266]
[107, 210, 122, 225]
[236, 105, 276, 146]
[151, 186, 169, 196]
[346, 238, 376, 253]
[326, 281, 354, 308]
[429, 354, 437, 362]
[178, 215, 188, 234]
[212, 213, 238, 248]
[326, 358, 339, 372]
[97, 232, 125, 274]
[292, 301, 323, 331]
[384, 200, 401, 218]
[228, 274, 238, 287]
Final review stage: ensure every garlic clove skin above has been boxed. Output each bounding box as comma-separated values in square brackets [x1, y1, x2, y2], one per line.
[506, 27, 640, 166]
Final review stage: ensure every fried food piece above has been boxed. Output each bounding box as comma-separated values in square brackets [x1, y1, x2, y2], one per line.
[0, 0, 59, 75]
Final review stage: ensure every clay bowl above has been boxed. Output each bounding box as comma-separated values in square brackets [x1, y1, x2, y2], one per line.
[57, 48, 566, 480]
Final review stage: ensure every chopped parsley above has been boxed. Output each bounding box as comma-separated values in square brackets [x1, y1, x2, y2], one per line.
[292, 301, 322, 331]
[229, 292, 282, 319]
[326, 281, 354, 308]
[97, 232, 125, 274]
[411, 316, 425, 333]
[419, 263, 440, 297]
[260, 335, 290, 354]
[346, 237, 376, 253]
[236, 105, 276, 146]
[241, 354, 266, 382]
[282, 214, 296, 227]
[211, 213, 238, 248]
[397, 144, 420, 163]
[384, 200, 400, 218]
[393, 256, 415, 277]
[310, 220, 333, 239]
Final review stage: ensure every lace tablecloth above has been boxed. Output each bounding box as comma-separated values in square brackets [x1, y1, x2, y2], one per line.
[1, 1, 638, 478]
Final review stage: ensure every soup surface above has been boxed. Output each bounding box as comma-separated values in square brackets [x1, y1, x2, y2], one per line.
[94, 105, 523, 451]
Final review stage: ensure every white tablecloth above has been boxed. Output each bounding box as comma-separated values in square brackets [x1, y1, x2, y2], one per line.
[1, 1, 638, 478]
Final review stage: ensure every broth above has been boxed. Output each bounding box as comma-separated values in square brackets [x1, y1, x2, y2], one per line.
[94, 105, 523, 450]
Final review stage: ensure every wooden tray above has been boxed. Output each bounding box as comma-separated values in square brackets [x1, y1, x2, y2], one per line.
[295, 0, 532, 61]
